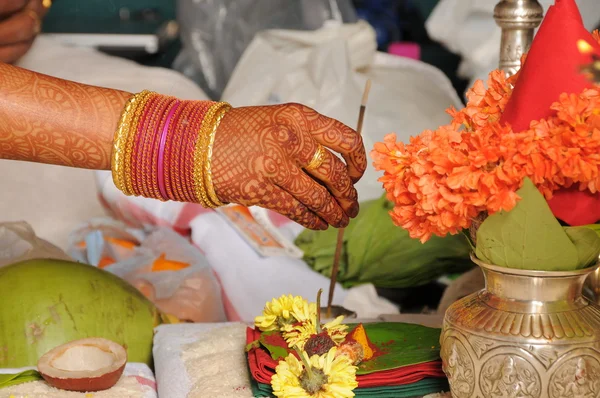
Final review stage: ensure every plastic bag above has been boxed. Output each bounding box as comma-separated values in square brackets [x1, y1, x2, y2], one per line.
[68, 218, 226, 323]
[173, 0, 358, 99]
[0, 221, 72, 268]
[221, 20, 463, 202]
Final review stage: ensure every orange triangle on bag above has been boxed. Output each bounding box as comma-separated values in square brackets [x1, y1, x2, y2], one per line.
[151, 253, 190, 272]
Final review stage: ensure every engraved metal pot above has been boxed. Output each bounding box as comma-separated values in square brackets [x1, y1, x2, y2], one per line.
[440, 258, 600, 398]
[587, 266, 600, 305]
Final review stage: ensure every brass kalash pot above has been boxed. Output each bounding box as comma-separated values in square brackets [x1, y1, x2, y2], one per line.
[440, 258, 600, 397]
[588, 268, 600, 304]
[439, 1, 600, 395]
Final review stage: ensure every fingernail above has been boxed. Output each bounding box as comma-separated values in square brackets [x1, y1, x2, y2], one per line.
[348, 202, 359, 218]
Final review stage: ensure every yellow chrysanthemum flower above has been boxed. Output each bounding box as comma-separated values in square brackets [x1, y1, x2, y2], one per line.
[255, 295, 310, 332]
[292, 300, 316, 323]
[323, 316, 349, 344]
[282, 321, 314, 350]
[282, 316, 348, 350]
[271, 348, 358, 398]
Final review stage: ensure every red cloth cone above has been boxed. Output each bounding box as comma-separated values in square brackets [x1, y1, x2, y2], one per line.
[500, 0, 600, 225]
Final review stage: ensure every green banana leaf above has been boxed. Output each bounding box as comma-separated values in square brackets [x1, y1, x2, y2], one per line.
[0, 370, 43, 389]
[258, 323, 441, 375]
[295, 195, 473, 289]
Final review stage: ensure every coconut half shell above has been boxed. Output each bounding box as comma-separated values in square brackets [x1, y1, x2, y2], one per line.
[37, 337, 127, 392]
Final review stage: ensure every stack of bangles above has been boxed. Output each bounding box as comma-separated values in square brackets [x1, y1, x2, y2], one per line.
[111, 90, 231, 209]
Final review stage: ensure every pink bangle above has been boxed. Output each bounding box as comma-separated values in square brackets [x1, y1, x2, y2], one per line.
[157, 101, 180, 200]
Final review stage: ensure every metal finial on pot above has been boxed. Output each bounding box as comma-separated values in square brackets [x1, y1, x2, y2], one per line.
[494, 0, 544, 76]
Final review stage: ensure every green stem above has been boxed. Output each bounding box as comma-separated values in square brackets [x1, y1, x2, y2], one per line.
[295, 347, 314, 378]
[316, 289, 323, 334]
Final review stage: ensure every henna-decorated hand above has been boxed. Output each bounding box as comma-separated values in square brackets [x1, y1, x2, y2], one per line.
[212, 104, 367, 230]
[0, 0, 48, 63]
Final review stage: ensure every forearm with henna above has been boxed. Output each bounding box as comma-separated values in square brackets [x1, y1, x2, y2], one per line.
[0, 62, 130, 169]
[0, 63, 365, 228]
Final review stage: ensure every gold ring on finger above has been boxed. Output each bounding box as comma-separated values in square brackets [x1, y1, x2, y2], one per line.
[305, 144, 327, 170]
[26, 10, 41, 35]
[42, 0, 53, 9]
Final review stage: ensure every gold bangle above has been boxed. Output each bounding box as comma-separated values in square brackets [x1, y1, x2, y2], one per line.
[204, 105, 231, 207]
[193, 102, 230, 208]
[123, 90, 154, 196]
[111, 94, 138, 193]
[42, 0, 52, 9]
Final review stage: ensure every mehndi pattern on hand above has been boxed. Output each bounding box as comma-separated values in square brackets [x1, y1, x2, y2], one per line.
[212, 104, 366, 230]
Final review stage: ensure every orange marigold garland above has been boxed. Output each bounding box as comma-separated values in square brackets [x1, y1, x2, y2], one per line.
[372, 35, 600, 243]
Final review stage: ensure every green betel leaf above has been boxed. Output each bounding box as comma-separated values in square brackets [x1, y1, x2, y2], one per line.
[580, 224, 600, 238]
[475, 178, 579, 270]
[564, 226, 600, 268]
[356, 323, 441, 375]
[259, 331, 290, 361]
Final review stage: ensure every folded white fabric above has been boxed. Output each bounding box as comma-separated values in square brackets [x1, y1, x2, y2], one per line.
[18, 36, 209, 100]
[0, 363, 157, 398]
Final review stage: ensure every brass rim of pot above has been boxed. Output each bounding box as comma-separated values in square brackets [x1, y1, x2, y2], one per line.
[470, 253, 600, 277]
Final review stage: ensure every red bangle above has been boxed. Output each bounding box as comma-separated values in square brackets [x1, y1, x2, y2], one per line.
[169, 101, 193, 202]
[148, 98, 177, 200]
[131, 94, 158, 196]
[157, 101, 180, 201]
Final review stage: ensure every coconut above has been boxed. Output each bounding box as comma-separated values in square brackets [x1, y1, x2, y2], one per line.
[0, 259, 161, 367]
[38, 337, 127, 392]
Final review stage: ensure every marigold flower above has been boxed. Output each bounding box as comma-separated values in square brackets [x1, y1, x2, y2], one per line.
[371, 69, 600, 242]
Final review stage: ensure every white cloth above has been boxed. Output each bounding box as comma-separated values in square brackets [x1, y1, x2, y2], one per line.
[190, 212, 348, 321]
[426, 0, 600, 88]
[190, 211, 400, 323]
[0, 36, 208, 250]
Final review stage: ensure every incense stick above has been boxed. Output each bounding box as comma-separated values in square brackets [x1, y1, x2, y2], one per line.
[327, 80, 372, 318]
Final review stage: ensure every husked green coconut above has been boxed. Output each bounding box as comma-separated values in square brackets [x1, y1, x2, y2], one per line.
[0, 259, 160, 367]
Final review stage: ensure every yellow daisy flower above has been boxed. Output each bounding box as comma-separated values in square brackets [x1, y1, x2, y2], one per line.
[323, 316, 349, 344]
[282, 316, 349, 350]
[255, 295, 311, 332]
[282, 321, 314, 350]
[292, 299, 317, 323]
[271, 348, 358, 398]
